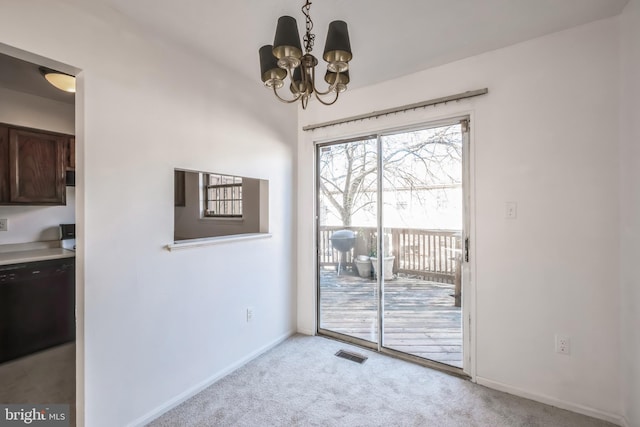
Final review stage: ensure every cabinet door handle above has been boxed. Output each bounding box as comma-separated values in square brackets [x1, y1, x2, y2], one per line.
[31, 270, 40, 275]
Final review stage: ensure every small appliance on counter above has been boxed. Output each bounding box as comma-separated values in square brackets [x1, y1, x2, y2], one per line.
[60, 223, 76, 251]
[65, 170, 75, 187]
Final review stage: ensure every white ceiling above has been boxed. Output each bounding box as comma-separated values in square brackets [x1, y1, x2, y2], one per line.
[0, 0, 629, 101]
[100, 0, 629, 89]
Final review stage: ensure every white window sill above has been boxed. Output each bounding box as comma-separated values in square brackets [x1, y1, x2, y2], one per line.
[198, 217, 244, 224]
[166, 233, 272, 251]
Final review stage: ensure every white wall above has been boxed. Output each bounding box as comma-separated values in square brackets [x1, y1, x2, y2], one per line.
[298, 18, 622, 422]
[0, 189, 76, 244]
[0, 1, 297, 426]
[0, 86, 74, 133]
[0, 87, 75, 244]
[620, 0, 640, 425]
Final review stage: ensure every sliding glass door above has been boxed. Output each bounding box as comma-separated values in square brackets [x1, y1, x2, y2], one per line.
[317, 119, 469, 370]
[317, 138, 379, 345]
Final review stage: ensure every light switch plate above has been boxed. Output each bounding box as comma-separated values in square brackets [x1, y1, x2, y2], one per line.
[0, 219, 7, 231]
[505, 202, 517, 219]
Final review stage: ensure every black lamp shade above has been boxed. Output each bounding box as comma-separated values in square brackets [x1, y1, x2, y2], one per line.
[273, 16, 302, 60]
[323, 20, 352, 63]
[259, 45, 286, 83]
[325, 70, 350, 86]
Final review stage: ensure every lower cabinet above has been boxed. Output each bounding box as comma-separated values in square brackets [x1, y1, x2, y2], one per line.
[0, 258, 75, 364]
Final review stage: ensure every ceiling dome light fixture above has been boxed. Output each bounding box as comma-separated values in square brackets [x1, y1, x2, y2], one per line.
[259, 0, 352, 109]
[39, 67, 76, 93]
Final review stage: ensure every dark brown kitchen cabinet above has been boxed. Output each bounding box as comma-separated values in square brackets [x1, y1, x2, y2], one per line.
[0, 124, 69, 205]
[0, 258, 76, 364]
[0, 125, 9, 202]
[66, 137, 75, 171]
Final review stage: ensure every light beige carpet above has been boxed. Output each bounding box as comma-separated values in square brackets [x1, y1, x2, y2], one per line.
[0, 343, 75, 426]
[148, 335, 616, 426]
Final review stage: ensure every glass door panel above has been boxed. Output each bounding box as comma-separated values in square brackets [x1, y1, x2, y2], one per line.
[380, 124, 464, 367]
[317, 138, 379, 344]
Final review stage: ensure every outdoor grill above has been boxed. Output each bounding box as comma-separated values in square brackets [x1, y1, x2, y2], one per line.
[330, 229, 356, 274]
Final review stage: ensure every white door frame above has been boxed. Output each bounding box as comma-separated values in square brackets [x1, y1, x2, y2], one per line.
[313, 114, 476, 378]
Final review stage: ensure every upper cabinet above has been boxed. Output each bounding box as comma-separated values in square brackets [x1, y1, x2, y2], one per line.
[0, 124, 72, 205]
[0, 125, 9, 203]
[66, 137, 75, 171]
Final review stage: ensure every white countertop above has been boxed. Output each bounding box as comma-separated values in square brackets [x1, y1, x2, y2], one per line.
[0, 243, 76, 266]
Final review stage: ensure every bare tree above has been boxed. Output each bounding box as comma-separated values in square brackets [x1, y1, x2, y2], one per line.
[319, 125, 462, 227]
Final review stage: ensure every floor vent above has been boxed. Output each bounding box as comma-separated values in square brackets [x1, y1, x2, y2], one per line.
[335, 350, 368, 364]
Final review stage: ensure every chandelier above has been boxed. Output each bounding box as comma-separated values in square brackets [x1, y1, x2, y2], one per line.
[259, 0, 352, 109]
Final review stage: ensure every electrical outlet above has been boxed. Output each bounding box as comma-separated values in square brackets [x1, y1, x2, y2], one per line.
[246, 307, 254, 323]
[555, 335, 571, 355]
[0, 219, 7, 231]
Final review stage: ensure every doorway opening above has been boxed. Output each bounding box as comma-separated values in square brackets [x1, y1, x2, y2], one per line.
[0, 44, 81, 425]
[316, 118, 470, 373]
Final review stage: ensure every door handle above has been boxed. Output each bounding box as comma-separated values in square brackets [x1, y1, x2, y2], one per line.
[464, 238, 469, 262]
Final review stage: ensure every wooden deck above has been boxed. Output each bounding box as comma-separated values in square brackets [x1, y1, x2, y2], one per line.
[319, 268, 463, 368]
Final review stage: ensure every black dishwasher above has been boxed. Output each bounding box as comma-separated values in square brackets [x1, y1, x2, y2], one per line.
[0, 258, 75, 364]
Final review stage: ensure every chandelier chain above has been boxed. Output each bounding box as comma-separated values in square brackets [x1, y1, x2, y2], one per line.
[302, 0, 315, 53]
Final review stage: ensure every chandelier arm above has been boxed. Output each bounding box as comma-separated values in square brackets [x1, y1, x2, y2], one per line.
[312, 67, 334, 95]
[313, 83, 337, 96]
[313, 90, 340, 106]
[272, 84, 303, 104]
[308, 63, 335, 96]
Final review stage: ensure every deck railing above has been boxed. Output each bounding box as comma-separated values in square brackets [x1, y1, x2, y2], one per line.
[319, 226, 462, 283]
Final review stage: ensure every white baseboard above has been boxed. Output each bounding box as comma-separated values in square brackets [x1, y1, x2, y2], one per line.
[476, 376, 625, 426]
[127, 330, 296, 427]
[296, 327, 315, 336]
